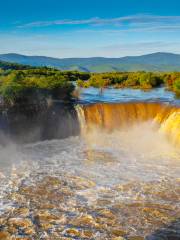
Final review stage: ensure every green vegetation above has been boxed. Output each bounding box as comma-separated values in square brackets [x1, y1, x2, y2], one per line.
[77, 72, 164, 89]
[77, 71, 180, 96]
[1, 60, 180, 107]
[0, 60, 32, 70]
[164, 73, 180, 96]
[0, 67, 90, 105]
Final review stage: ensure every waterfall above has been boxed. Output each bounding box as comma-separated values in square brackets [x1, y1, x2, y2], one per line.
[76, 102, 180, 146]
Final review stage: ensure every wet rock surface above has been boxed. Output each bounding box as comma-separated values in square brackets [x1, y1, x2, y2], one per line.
[0, 102, 80, 144]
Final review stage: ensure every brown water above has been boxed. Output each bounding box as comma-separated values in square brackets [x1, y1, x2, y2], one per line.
[0, 102, 180, 239]
[78, 102, 180, 146]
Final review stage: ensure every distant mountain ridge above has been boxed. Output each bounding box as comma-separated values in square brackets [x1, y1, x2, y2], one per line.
[0, 52, 180, 72]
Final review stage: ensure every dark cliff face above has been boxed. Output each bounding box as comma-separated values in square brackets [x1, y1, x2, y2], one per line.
[0, 102, 80, 144]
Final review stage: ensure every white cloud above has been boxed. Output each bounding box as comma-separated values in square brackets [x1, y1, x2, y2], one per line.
[18, 15, 180, 30]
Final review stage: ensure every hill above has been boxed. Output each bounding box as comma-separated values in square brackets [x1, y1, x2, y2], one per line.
[0, 52, 180, 72]
[0, 60, 32, 70]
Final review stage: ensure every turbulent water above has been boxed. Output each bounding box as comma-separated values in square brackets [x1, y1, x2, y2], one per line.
[0, 88, 180, 239]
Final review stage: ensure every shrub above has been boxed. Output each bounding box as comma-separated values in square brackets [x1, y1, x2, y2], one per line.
[173, 78, 180, 95]
[0, 68, 75, 105]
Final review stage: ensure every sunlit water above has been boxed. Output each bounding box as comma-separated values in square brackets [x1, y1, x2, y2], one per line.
[0, 88, 180, 239]
[78, 87, 180, 104]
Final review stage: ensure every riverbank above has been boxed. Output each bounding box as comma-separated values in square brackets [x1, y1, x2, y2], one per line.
[77, 72, 180, 96]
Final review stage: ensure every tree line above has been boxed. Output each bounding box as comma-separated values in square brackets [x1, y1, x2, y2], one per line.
[77, 72, 180, 96]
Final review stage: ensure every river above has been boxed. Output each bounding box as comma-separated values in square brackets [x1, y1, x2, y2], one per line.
[0, 87, 179, 239]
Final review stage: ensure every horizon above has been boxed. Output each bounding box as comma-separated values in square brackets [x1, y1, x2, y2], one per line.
[1, 0, 180, 58]
[1, 51, 180, 59]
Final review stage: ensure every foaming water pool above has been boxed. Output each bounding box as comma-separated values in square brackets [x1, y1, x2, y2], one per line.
[20, 126, 180, 185]
[0, 121, 180, 239]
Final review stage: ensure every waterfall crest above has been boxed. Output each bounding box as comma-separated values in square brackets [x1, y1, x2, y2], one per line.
[77, 102, 180, 146]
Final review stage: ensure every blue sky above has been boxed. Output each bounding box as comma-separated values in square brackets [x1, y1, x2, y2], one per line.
[1, 0, 180, 58]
